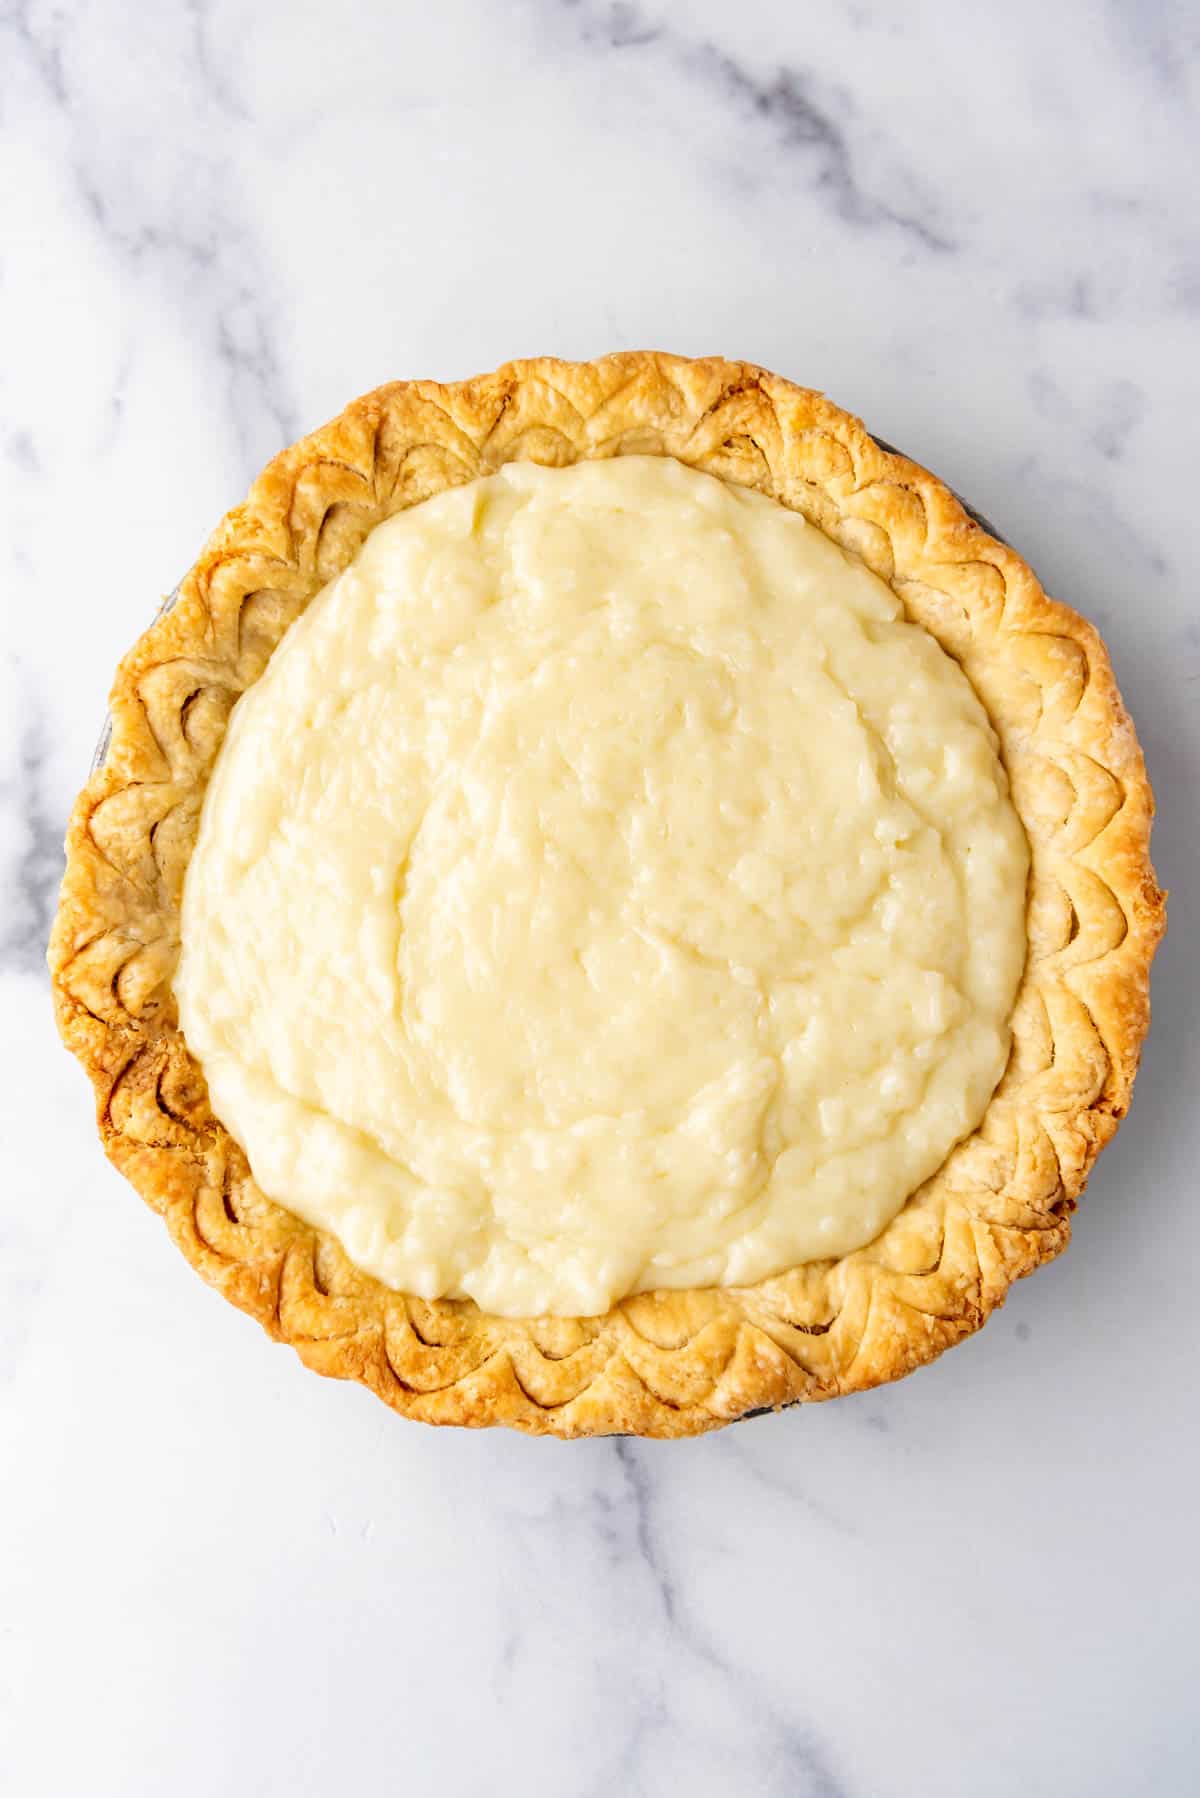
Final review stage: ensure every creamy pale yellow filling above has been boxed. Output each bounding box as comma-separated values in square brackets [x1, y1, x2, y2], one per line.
[175, 456, 1028, 1317]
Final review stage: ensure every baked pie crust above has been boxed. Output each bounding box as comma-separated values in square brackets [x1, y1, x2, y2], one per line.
[49, 353, 1165, 1437]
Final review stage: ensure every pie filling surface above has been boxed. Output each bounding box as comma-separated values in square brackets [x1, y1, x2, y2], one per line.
[175, 455, 1029, 1317]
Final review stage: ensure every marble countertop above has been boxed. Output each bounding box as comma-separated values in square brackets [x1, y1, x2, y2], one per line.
[3, 3, 1198, 1794]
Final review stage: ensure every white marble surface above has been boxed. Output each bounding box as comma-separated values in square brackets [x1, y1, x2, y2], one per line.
[2, 3, 1198, 1793]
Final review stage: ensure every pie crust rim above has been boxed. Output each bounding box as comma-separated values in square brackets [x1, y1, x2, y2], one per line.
[48, 353, 1165, 1437]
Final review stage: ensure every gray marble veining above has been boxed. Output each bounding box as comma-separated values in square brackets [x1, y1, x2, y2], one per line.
[1, 3, 1198, 1795]
[0, 692, 62, 977]
[552, 0, 957, 248]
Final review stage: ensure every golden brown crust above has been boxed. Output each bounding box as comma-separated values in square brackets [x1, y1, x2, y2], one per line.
[48, 353, 1165, 1437]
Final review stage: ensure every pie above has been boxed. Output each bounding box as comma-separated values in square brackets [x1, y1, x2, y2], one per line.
[48, 353, 1164, 1437]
